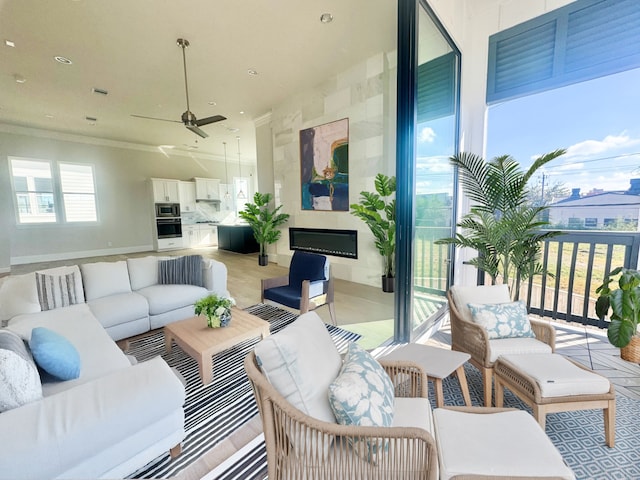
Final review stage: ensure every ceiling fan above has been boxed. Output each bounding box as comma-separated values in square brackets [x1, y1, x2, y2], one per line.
[132, 38, 226, 139]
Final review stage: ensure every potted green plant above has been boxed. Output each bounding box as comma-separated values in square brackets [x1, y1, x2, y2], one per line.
[350, 173, 396, 292]
[239, 192, 290, 266]
[436, 150, 565, 298]
[194, 294, 236, 328]
[596, 267, 640, 362]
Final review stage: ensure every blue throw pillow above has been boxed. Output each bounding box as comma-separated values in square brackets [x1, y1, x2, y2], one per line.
[30, 327, 81, 381]
[467, 301, 535, 339]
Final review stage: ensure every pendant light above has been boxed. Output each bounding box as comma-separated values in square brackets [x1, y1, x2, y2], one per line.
[223, 141, 230, 199]
[236, 136, 246, 200]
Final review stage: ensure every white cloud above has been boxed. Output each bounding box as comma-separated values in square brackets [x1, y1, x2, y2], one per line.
[419, 127, 436, 143]
[565, 133, 640, 158]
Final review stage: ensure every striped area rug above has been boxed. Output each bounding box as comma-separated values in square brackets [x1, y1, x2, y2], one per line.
[125, 304, 360, 479]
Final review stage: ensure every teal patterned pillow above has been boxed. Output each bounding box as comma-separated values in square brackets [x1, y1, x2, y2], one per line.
[467, 301, 535, 339]
[328, 342, 395, 462]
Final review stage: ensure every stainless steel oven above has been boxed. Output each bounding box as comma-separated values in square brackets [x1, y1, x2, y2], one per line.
[155, 203, 180, 217]
[156, 218, 182, 239]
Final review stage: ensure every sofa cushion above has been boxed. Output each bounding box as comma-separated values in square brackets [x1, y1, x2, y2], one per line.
[127, 256, 160, 291]
[30, 327, 81, 381]
[468, 300, 535, 339]
[35, 271, 81, 311]
[7, 304, 131, 396]
[0, 272, 41, 322]
[254, 311, 342, 423]
[450, 284, 511, 322]
[80, 261, 132, 301]
[136, 284, 208, 316]
[36, 265, 85, 304]
[87, 292, 149, 329]
[0, 330, 42, 412]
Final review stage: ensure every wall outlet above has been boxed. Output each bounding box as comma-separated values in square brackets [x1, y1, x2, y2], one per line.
[107, 241, 113, 247]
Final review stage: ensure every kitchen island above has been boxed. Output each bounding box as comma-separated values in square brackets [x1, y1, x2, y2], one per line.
[217, 224, 259, 254]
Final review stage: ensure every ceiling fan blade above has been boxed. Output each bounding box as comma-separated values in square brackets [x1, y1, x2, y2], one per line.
[131, 114, 181, 124]
[185, 124, 209, 138]
[194, 114, 227, 127]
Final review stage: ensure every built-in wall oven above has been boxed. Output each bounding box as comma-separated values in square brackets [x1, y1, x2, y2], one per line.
[156, 218, 182, 239]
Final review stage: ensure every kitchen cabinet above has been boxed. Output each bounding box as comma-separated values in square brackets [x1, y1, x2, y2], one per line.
[217, 225, 259, 253]
[194, 177, 221, 201]
[152, 178, 180, 203]
[183, 224, 219, 248]
[156, 237, 182, 251]
[179, 182, 197, 213]
[182, 225, 199, 248]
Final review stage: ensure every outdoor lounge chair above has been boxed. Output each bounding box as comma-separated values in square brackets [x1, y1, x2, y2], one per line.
[244, 311, 575, 480]
[448, 284, 557, 407]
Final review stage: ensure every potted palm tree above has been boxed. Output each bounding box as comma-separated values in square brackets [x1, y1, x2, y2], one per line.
[436, 150, 565, 298]
[596, 267, 640, 362]
[350, 173, 396, 292]
[239, 192, 290, 266]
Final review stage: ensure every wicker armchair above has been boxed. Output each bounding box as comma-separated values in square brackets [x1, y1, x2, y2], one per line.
[244, 351, 438, 480]
[448, 285, 556, 407]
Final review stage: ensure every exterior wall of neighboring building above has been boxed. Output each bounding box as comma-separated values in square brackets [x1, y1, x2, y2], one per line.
[548, 192, 640, 229]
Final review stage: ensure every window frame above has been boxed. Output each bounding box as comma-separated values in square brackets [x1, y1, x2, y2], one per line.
[9, 156, 99, 226]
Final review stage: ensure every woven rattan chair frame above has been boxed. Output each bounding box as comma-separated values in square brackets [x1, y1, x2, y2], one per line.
[447, 290, 556, 407]
[244, 351, 438, 480]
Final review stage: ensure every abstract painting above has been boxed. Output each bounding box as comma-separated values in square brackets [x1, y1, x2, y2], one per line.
[300, 118, 349, 211]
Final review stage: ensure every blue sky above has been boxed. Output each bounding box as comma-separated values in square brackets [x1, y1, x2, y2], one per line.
[414, 67, 640, 197]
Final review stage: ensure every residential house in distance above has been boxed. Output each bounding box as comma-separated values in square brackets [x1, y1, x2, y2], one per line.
[548, 179, 640, 230]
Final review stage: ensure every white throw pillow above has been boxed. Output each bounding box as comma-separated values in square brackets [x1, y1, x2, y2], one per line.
[127, 256, 160, 291]
[450, 284, 511, 322]
[0, 272, 41, 322]
[0, 330, 42, 412]
[80, 261, 132, 301]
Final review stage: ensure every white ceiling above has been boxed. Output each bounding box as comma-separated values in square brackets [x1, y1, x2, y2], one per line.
[0, 0, 397, 163]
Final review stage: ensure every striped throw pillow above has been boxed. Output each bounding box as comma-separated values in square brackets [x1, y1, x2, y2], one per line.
[35, 272, 80, 311]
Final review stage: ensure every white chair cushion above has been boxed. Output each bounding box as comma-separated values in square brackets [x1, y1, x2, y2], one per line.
[126, 256, 160, 291]
[392, 397, 433, 434]
[433, 409, 575, 480]
[450, 284, 510, 322]
[80, 261, 132, 301]
[254, 311, 341, 423]
[500, 353, 611, 397]
[0, 273, 41, 322]
[488, 337, 552, 363]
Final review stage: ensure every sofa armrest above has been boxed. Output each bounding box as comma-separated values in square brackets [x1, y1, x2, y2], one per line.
[530, 318, 556, 351]
[0, 357, 185, 480]
[202, 259, 229, 297]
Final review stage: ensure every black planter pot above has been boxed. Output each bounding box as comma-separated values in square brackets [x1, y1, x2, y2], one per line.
[258, 254, 269, 266]
[381, 275, 395, 293]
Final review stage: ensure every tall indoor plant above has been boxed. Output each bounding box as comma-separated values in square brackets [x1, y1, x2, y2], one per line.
[436, 150, 565, 298]
[596, 267, 640, 361]
[239, 192, 290, 266]
[350, 173, 396, 292]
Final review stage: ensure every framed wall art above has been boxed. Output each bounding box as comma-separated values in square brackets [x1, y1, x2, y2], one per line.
[299, 118, 349, 211]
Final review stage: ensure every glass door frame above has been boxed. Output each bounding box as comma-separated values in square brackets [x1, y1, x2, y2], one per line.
[395, 0, 461, 342]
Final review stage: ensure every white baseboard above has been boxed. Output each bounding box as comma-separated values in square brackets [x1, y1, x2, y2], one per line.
[10, 244, 154, 266]
[0, 266, 10, 274]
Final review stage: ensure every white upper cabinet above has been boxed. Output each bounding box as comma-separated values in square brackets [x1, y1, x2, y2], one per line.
[152, 178, 180, 203]
[194, 177, 221, 201]
[179, 181, 197, 212]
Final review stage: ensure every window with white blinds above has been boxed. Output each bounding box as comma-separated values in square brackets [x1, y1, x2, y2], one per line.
[487, 0, 640, 104]
[10, 157, 97, 224]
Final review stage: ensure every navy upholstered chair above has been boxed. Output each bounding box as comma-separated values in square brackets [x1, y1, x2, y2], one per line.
[261, 251, 336, 325]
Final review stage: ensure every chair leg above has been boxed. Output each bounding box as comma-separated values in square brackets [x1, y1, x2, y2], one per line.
[328, 301, 337, 326]
[604, 399, 616, 448]
[482, 367, 493, 407]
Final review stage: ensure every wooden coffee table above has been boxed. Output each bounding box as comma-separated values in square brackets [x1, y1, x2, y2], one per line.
[164, 307, 270, 385]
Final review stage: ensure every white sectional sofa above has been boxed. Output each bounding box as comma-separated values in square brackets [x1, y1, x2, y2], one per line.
[0, 254, 229, 479]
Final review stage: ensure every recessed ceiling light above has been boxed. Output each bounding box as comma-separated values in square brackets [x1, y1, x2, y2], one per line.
[5, 39, 15, 48]
[239, 111, 245, 115]
[247, 69, 258, 76]
[45, 114, 54, 119]
[14, 74, 26, 84]
[208, 101, 217, 106]
[54, 56, 73, 65]
[320, 13, 333, 23]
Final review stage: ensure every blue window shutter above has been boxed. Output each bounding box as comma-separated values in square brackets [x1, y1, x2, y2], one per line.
[487, 0, 640, 104]
[417, 51, 456, 123]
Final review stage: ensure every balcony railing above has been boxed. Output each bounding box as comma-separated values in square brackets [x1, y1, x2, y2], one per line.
[484, 231, 640, 328]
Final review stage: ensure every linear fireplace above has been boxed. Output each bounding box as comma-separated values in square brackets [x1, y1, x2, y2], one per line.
[289, 228, 357, 259]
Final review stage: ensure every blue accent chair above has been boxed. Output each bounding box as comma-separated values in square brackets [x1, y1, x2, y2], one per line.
[261, 251, 336, 325]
